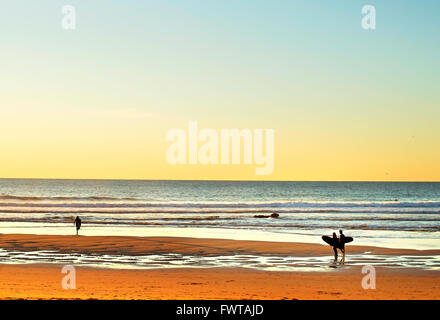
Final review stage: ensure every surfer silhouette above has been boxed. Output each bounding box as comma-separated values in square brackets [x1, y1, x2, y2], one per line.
[74, 216, 82, 235]
[322, 230, 353, 264]
[338, 229, 346, 263]
[331, 232, 338, 262]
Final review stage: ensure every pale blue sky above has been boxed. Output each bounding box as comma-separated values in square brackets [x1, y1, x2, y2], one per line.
[1, 1, 438, 118]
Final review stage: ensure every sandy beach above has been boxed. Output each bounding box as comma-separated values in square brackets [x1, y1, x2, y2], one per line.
[2, 0, 440, 306]
[1, 234, 439, 300]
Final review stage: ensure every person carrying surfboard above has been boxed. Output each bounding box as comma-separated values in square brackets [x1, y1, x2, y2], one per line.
[322, 230, 353, 264]
[74, 216, 82, 235]
[331, 232, 338, 261]
[338, 229, 346, 263]
[322, 232, 340, 262]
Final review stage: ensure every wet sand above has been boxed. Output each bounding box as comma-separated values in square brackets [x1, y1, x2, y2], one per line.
[0, 234, 439, 300]
[2, 233, 439, 257]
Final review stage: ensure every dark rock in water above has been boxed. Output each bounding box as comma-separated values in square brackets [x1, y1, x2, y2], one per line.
[254, 213, 279, 218]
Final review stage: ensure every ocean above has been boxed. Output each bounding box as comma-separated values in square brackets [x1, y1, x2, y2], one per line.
[0, 179, 439, 250]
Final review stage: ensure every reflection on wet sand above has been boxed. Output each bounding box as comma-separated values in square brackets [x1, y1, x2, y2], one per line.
[1, 248, 439, 272]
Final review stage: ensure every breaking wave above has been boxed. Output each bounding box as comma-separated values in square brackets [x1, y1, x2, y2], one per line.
[0, 200, 439, 209]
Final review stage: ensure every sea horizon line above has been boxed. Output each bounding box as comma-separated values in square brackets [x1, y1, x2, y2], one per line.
[0, 178, 439, 183]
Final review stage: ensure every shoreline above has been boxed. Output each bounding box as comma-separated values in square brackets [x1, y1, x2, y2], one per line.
[2, 222, 439, 251]
[2, 233, 440, 257]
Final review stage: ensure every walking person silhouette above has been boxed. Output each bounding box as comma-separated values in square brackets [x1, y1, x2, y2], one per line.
[338, 229, 346, 263]
[331, 232, 338, 262]
[322, 230, 353, 264]
[74, 216, 82, 235]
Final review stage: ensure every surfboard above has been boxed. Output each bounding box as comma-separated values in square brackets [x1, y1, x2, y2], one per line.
[322, 235, 353, 246]
[322, 235, 337, 246]
[343, 236, 353, 244]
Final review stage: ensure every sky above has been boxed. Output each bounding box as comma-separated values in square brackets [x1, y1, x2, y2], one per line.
[0, 0, 439, 181]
